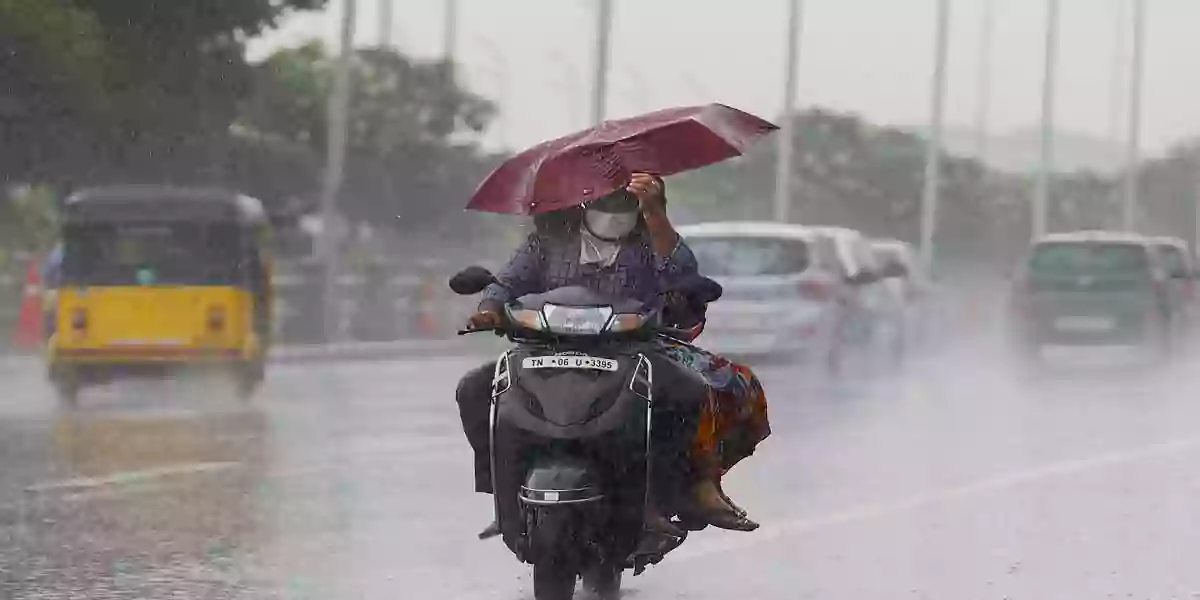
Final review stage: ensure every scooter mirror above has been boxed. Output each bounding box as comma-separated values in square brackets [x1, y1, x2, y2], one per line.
[677, 275, 723, 304]
[449, 266, 497, 295]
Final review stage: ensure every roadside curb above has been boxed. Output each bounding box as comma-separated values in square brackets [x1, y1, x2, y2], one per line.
[0, 337, 505, 373]
[269, 337, 504, 364]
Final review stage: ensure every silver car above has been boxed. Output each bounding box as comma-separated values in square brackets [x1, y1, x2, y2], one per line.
[680, 222, 861, 372]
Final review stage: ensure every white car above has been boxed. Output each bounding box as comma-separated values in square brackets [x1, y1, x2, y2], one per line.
[1145, 235, 1195, 328]
[680, 222, 903, 375]
[868, 238, 931, 355]
[804, 227, 909, 368]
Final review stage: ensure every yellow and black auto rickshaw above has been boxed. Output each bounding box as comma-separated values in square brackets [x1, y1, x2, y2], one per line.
[47, 185, 273, 404]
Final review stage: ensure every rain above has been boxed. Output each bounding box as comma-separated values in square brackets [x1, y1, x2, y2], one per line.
[4, 1, 1200, 599]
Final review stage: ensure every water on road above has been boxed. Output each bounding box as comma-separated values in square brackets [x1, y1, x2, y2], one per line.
[2, 340, 1200, 599]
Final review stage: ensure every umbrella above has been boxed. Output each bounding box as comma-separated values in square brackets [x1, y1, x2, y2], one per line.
[466, 103, 778, 215]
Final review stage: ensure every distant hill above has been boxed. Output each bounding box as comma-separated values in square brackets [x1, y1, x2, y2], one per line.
[912, 125, 1128, 175]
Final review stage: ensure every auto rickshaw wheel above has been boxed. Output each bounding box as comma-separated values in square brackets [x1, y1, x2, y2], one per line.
[52, 374, 81, 408]
[234, 360, 265, 401]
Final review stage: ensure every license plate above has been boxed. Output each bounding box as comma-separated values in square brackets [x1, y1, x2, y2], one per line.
[522, 355, 618, 372]
[1054, 316, 1115, 332]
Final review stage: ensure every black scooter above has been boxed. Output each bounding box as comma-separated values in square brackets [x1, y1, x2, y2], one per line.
[450, 266, 721, 600]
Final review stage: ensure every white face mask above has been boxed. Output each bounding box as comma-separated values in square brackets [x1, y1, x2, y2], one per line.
[584, 209, 639, 240]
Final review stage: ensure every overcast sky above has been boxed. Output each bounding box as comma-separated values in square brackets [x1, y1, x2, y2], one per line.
[249, 0, 1200, 157]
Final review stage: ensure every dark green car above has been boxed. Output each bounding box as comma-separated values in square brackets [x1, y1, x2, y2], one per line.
[1008, 233, 1180, 365]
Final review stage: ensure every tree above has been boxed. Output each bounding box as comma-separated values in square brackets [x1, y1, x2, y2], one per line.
[669, 109, 995, 264]
[0, 1, 114, 182]
[0, 185, 59, 271]
[239, 43, 501, 233]
[0, 0, 328, 185]
[1132, 141, 1200, 244]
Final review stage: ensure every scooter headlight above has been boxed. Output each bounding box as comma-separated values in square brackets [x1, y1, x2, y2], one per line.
[606, 313, 647, 332]
[506, 307, 546, 331]
[541, 304, 613, 335]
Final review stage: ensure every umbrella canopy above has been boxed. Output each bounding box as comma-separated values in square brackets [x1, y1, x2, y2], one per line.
[466, 103, 778, 215]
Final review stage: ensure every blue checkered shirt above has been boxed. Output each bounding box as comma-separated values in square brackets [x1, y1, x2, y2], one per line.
[480, 231, 698, 311]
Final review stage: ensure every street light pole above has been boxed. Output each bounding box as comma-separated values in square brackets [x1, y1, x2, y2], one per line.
[378, 0, 392, 46]
[919, 0, 950, 272]
[319, 0, 357, 343]
[773, 0, 804, 223]
[590, 0, 613, 124]
[1033, 0, 1060, 241]
[974, 0, 995, 162]
[1193, 151, 1200, 254]
[1122, 0, 1146, 231]
[477, 37, 509, 149]
[443, 0, 459, 64]
[1107, 0, 1128, 142]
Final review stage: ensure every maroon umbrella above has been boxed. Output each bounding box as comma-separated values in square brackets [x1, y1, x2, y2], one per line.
[466, 103, 778, 215]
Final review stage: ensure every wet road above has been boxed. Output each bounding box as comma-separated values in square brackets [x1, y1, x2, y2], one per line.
[3, 342, 1200, 599]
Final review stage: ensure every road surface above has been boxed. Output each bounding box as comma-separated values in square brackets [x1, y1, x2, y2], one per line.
[2, 341, 1199, 599]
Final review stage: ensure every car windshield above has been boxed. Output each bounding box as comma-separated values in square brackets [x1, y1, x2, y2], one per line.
[61, 221, 246, 285]
[1027, 242, 1149, 280]
[688, 236, 810, 277]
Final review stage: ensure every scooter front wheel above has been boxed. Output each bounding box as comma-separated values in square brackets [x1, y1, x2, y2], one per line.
[581, 561, 622, 599]
[533, 561, 577, 600]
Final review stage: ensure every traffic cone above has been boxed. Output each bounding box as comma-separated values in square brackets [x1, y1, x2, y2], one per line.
[12, 259, 44, 348]
[416, 275, 438, 337]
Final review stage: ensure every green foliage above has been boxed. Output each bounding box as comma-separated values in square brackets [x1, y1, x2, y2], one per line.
[239, 43, 500, 228]
[669, 109, 990, 256]
[0, 0, 328, 185]
[0, 185, 59, 271]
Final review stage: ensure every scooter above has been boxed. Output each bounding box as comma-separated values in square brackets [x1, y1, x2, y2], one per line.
[450, 266, 722, 600]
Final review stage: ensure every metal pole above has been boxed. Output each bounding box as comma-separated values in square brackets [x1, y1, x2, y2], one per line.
[974, 0, 995, 162]
[1193, 152, 1200, 254]
[590, 0, 613, 124]
[1122, 0, 1146, 231]
[1033, 0, 1060, 241]
[919, 0, 950, 272]
[1107, 0, 1128, 142]
[773, 0, 804, 223]
[319, 0, 357, 343]
[443, 0, 459, 63]
[477, 37, 509, 149]
[378, 0, 392, 46]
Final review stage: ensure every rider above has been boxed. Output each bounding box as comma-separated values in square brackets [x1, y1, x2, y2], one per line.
[456, 173, 756, 540]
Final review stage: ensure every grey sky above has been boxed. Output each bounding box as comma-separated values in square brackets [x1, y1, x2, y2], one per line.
[249, 0, 1200, 156]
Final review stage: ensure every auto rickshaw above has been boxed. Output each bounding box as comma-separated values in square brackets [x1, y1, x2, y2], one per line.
[46, 185, 274, 404]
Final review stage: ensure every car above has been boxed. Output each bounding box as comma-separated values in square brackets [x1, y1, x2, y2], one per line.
[1007, 230, 1183, 369]
[680, 221, 903, 376]
[1145, 236, 1195, 330]
[804, 226, 910, 372]
[867, 238, 931, 358]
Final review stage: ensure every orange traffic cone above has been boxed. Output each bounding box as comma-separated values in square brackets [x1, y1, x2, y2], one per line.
[416, 276, 438, 337]
[12, 259, 44, 348]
